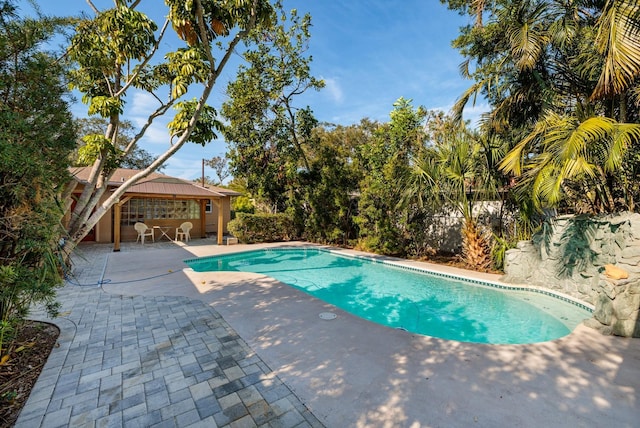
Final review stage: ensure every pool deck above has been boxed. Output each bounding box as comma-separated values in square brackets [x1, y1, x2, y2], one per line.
[18, 240, 640, 427]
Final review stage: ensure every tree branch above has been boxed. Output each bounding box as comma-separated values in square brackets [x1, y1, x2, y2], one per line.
[114, 18, 170, 98]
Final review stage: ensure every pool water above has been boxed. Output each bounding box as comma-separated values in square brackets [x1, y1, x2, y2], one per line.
[186, 248, 591, 344]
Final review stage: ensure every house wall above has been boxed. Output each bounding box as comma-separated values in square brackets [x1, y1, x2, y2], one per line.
[121, 219, 202, 242]
[95, 196, 112, 242]
[67, 188, 234, 243]
[66, 190, 112, 243]
[204, 197, 233, 236]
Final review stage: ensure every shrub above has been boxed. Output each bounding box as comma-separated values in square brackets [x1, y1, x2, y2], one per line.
[0, 4, 75, 358]
[228, 213, 297, 243]
[232, 195, 255, 214]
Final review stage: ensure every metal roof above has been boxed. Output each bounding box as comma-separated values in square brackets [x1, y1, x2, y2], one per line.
[70, 167, 241, 198]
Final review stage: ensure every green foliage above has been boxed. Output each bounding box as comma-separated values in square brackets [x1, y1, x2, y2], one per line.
[355, 98, 427, 256]
[405, 113, 506, 269]
[222, 7, 323, 213]
[301, 123, 364, 245]
[232, 196, 255, 214]
[445, 0, 640, 214]
[167, 100, 223, 146]
[227, 213, 296, 243]
[165, 0, 274, 46]
[165, 47, 210, 98]
[68, 5, 158, 106]
[77, 133, 119, 171]
[0, 0, 74, 356]
[87, 95, 124, 117]
[501, 111, 640, 212]
[491, 234, 517, 272]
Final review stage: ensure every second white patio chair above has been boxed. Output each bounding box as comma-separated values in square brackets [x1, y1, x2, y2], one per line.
[175, 221, 193, 242]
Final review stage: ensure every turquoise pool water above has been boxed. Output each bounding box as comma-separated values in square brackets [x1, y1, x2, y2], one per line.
[186, 248, 592, 344]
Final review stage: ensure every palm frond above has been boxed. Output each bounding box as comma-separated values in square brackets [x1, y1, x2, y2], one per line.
[561, 156, 596, 180]
[509, 22, 548, 71]
[458, 58, 472, 79]
[499, 118, 547, 175]
[548, 9, 578, 49]
[592, 0, 640, 99]
[606, 122, 640, 170]
[531, 161, 565, 206]
[549, 116, 614, 162]
[451, 81, 484, 123]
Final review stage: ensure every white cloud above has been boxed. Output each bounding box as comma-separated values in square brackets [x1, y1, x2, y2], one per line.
[135, 120, 170, 148]
[124, 91, 173, 149]
[321, 77, 344, 104]
[130, 91, 160, 113]
[461, 102, 491, 128]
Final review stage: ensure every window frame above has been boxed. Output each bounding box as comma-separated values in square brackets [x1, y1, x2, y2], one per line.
[120, 198, 201, 225]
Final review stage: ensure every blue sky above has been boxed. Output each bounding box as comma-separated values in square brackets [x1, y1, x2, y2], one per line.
[19, 0, 487, 181]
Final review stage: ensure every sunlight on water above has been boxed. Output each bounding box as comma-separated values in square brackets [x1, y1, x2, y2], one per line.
[186, 249, 591, 344]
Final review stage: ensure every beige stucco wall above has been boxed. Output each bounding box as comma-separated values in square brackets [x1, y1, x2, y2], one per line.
[95, 193, 112, 243]
[204, 197, 233, 236]
[65, 190, 112, 243]
[67, 188, 234, 242]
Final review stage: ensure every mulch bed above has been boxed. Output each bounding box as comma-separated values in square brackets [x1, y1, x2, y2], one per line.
[415, 254, 503, 274]
[0, 321, 59, 428]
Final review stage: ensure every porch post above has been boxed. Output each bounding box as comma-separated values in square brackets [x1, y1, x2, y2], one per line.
[213, 199, 223, 245]
[200, 199, 207, 238]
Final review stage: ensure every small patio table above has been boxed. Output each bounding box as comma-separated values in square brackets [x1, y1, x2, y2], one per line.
[153, 226, 173, 241]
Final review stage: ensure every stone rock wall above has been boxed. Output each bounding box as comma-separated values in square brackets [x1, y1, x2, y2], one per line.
[503, 212, 640, 337]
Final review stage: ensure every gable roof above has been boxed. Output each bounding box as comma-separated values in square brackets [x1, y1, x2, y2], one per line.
[70, 167, 241, 198]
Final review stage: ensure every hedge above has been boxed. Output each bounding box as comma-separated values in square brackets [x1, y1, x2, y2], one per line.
[227, 213, 296, 243]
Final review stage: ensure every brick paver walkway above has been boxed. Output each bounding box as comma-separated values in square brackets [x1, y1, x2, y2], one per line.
[16, 243, 323, 428]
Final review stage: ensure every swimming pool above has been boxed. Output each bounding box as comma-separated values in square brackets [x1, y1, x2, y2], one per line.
[185, 248, 592, 344]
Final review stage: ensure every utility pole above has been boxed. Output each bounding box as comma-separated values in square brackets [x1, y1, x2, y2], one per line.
[202, 158, 205, 187]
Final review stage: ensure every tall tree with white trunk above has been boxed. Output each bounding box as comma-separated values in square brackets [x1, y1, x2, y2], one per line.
[62, 0, 277, 260]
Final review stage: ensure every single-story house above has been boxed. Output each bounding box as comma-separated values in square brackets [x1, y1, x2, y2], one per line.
[69, 167, 240, 249]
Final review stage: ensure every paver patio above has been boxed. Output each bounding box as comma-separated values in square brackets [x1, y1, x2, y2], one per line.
[17, 241, 322, 428]
[17, 240, 640, 427]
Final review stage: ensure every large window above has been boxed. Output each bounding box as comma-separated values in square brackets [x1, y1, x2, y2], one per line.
[121, 198, 200, 225]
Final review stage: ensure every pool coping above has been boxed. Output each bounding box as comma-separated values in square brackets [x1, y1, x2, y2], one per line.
[183, 245, 595, 314]
[91, 240, 640, 428]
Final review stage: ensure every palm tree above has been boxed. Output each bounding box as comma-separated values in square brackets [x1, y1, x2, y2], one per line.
[500, 110, 640, 212]
[446, 0, 640, 214]
[406, 123, 501, 270]
[592, 0, 640, 102]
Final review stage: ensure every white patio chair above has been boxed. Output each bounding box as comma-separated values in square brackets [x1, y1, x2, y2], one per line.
[134, 222, 154, 244]
[175, 221, 193, 242]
